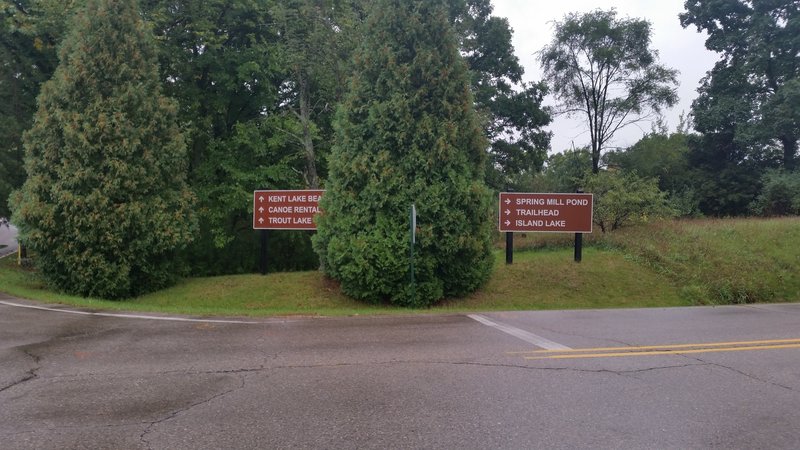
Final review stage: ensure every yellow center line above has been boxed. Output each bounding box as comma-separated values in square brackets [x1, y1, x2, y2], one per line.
[508, 338, 800, 355]
[523, 343, 800, 360]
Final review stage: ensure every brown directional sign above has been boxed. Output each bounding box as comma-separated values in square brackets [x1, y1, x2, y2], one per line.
[499, 192, 593, 233]
[253, 190, 324, 230]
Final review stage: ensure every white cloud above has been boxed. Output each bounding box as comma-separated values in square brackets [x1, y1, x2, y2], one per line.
[490, 0, 717, 153]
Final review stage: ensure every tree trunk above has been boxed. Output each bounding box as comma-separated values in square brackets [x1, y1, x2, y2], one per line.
[298, 76, 319, 189]
[781, 135, 798, 171]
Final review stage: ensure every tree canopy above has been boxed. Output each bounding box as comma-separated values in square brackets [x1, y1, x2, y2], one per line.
[681, 0, 800, 170]
[452, 0, 552, 189]
[0, 0, 75, 217]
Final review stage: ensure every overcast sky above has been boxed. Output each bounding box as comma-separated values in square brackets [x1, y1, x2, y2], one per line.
[490, 0, 718, 154]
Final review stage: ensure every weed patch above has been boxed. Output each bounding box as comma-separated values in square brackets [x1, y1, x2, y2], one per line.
[604, 217, 800, 305]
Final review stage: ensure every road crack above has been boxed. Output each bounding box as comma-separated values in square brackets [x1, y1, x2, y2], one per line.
[0, 349, 41, 394]
[139, 373, 248, 449]
[432, 360, 710, 378]
[683, 355, 797, 393]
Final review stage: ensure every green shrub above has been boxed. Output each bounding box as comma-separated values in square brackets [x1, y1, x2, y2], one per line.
[750, 170, 800, 216]
[605, 218, 800, 305]
[313, 0, 494, 307]
[583, 171, 675, 232]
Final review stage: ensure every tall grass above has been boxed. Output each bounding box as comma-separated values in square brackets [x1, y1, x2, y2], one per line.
[603, 217, 800, 305]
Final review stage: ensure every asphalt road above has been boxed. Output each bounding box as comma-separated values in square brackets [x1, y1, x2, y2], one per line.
[0, 222, 18, 259]
[1, 296, 799, 449]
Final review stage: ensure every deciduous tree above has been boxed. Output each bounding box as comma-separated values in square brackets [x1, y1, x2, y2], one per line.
[451, 0, 552, 189]
[583, 171, 674, 232]
[141, 0, 305, 274]
[540, 9, 679, 173]
[0, 0, 78, 217]
[681, 0, 800, 170]
[272, 0, 359, 189]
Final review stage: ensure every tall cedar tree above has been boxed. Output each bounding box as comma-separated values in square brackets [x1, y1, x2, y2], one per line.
[313, 0, 494, 307]
[11, 0, 196, 299]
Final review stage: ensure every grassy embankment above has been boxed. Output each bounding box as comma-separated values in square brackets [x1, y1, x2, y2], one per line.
[0, 217, 797, 316]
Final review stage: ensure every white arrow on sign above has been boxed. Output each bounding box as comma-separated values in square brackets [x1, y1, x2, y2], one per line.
[259, 217, 265, 224]
[504, 198, 511, 205]
[504, 220, 511, 226]
[505, 209, 511, 216]
[259, 206, 265, 213]
[259, 195, 265, 203]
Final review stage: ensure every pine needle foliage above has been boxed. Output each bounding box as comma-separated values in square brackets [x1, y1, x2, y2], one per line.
[313, 0, 494, 307]
[11, 0, 196, 299]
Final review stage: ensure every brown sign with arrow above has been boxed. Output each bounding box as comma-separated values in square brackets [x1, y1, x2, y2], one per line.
[499, 192, 593, 233]
[253, 190, 324, 230]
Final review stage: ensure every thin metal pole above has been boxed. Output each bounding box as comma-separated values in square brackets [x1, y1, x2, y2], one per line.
[410, 204, 415, 304]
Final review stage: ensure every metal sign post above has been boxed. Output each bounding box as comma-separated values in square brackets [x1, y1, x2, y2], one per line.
[410, 204, 416, 304]
[253, 189, 324, 275]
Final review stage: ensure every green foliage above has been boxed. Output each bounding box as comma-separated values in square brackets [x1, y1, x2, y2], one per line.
[2, 0, 551, 278]
[682, 58, 783, 217]
[604, 131, 701, 216]
[11, 0, 196, 299]
[604, 132, 690, 191]
[681, 0, 799, 170]
[141, 0, 316, 274]
[272, 0, 360, 189]
[533, 147, 592, 193]
[314, 0, 494, 307]
[750, 170, 800, 216]
[583, 171, 674, 232]
[685, 132, 767, 216]
[0, 0, 78, 217]
[450, 0, 552, 190]
[539, 9, 679, 173]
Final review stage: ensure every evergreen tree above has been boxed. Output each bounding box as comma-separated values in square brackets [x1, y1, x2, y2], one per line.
[11, 0, 196, 298]
[313, 0, 494, 307]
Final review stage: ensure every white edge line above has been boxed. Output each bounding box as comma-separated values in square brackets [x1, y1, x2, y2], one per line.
[468, 314, 571, 350]
[0, 300, 269, 324]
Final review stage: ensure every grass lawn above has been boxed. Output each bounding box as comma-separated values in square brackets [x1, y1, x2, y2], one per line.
[1, 217, 797, 317]
[0, 246, 687, 317]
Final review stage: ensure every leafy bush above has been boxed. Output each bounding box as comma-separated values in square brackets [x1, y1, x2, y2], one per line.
[583, 171, 675, 232]
[750, 170, 800, 216]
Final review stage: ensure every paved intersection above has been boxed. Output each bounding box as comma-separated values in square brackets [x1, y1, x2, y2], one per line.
[1, 297, 800, 448]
